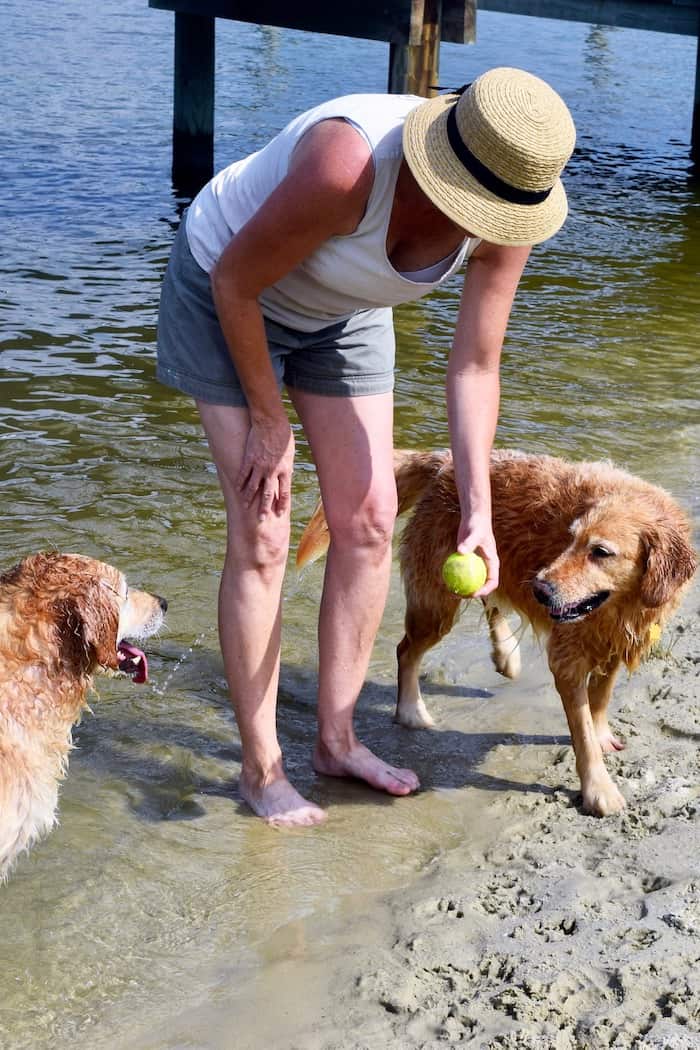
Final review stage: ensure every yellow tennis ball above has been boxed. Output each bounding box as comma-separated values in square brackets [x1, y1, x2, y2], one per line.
[441, 552, 488, 597]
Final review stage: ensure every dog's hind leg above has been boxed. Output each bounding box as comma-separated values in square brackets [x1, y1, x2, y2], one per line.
[484, 601, 521, 679]
[396, 597, 461, 729]
[588, 660, 625, 753]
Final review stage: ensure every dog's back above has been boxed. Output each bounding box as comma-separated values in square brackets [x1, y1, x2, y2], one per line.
[400, 448, 694, 648]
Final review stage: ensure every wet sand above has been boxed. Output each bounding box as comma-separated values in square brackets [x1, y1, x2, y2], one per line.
[110, 577, 700, 1050]
[313, 582, 700, 1050]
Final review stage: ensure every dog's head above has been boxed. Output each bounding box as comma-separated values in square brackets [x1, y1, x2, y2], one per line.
[532, 494, 696, 624]
[0, 552, 166, 682]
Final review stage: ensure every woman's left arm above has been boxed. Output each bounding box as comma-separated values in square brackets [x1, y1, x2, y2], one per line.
[447, 240, 531, 594]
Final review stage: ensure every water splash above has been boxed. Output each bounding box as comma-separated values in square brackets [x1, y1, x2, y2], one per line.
[150, 627, 216, 696]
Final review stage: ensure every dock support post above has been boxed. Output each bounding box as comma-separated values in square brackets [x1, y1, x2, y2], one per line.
[388, 0, 442, 97]
[172, 13, 215, 196]
[692, 18, 700, 166]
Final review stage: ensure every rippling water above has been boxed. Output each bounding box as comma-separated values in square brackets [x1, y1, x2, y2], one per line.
[1, 2, 698, 1046]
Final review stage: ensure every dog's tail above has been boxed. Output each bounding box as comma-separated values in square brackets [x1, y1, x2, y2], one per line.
[295, 448, 447, 569]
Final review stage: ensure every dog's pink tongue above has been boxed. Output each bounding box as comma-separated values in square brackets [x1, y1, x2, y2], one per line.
[117, 642, 149, 684]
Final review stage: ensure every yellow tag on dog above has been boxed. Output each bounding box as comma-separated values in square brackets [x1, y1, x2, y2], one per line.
[648, 623, 662, 645]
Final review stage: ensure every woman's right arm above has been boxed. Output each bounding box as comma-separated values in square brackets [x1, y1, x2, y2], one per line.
[210, 119, 374, 520]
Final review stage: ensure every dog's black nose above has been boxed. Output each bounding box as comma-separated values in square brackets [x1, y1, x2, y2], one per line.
[157, 595, 168, 613]
[532, 579, 555, 607]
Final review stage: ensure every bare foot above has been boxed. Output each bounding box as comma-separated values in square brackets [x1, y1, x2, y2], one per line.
[313, 739, 420, 796]
[240, 773, 327, 828]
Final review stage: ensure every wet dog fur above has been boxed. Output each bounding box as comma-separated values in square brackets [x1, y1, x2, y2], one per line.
[0, 552, 166, 880]
[297, 449, 696, 817]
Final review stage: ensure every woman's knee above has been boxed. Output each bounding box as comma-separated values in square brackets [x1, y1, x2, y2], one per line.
[226, 513, 291, 578]
[325, 488, 398, 555]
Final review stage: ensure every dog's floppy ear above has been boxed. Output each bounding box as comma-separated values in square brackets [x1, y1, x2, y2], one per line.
[640, 516, 697, 608]
[52, 584, 120, 673]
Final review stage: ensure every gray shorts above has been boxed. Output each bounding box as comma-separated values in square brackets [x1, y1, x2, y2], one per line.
[156, 222, 396, 405]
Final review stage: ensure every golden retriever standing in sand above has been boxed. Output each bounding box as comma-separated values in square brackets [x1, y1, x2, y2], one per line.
[0, 552, 167, 880]
[297, 449, 696, 818]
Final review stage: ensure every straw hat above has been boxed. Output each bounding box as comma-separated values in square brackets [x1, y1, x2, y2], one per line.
[403, 67, 576, 246]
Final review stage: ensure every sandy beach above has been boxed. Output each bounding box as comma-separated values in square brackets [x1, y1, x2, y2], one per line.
[212, 576, 700, 1050]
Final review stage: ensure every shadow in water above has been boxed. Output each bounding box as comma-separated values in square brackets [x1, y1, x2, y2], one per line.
[72, 649, 576, 824]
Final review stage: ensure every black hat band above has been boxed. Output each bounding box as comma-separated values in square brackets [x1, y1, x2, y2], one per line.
[446, 101, 552, 207]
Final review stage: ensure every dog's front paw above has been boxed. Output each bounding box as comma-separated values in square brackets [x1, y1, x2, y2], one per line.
[581, 775, 627, 817]
[492, 644, 521, 680]
[395, 696, 435, 729]
[596, 727, 626, 753]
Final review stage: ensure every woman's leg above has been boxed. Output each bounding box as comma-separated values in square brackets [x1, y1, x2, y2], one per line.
[290, 389, 420, 796]
[197, 400, 326, 827]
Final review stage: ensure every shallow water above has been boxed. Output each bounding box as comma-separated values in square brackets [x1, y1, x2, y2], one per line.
[1, 2, 699, 1046]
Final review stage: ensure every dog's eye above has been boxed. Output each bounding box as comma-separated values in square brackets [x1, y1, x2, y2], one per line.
[590, 545, 615, 559]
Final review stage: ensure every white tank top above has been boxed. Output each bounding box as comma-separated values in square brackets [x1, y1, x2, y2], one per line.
[186, 94, 480, 332]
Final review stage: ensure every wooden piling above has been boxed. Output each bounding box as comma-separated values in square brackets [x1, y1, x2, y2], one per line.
[388, 0, 443, 96]
[172, 13, 215, 195]
[693, 22, 700, 165]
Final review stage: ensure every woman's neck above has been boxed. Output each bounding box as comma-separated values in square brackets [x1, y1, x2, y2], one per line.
[387, 160, 471, 271]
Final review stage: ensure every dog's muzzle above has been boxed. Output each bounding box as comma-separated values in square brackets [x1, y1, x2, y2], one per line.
[532, 578, 610, 623]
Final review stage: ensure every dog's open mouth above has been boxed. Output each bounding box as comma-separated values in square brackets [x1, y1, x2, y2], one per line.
[548, 590, 610, 623]
[117, 641, 148, 684]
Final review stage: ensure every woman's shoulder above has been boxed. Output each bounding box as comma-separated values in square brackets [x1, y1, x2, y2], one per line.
[285, 93, 423, 155]
[298, 92, 422, 121]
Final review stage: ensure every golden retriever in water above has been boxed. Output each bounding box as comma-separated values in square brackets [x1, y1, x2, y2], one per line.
[0, 552, 167, 880]
[297, 449, 696, 817]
